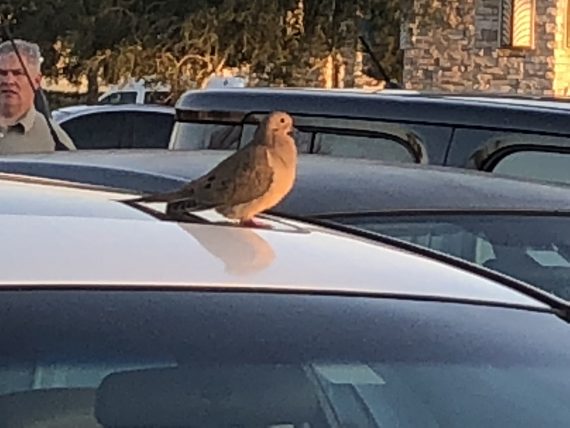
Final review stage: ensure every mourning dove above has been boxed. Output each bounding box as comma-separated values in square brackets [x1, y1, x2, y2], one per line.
[129, 111, 297, 226]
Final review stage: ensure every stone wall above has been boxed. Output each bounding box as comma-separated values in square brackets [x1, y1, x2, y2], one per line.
[403, 0, 560, 95]
[403, 0, 477, 92]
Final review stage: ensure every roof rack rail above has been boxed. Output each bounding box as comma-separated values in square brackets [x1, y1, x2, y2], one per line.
[267, 210, 570, 321]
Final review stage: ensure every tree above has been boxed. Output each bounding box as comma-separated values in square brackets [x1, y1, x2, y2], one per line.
[6, 0, 144, 102]
[359, 0, 404, 83]
[4, 0, 413, 98]
[96, 0, 307, 101]
[3, 0, 68, 78]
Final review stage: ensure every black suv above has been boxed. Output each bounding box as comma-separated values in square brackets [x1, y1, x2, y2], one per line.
[170, 88, 570, 184]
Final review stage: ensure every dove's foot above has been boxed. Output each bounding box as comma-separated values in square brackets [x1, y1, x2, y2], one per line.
[240, 218, 271, 229]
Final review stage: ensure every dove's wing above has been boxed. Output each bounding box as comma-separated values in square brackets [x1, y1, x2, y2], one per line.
[168, 143, 274, 213]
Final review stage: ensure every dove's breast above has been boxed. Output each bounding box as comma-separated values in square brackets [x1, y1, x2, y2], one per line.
[265, 147, 297, 201]
[225, 143, 297, 221]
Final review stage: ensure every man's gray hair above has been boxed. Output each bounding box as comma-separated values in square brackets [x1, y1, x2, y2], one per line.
[0, 39, 43, 74]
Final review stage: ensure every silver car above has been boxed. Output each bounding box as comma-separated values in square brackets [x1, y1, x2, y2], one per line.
[0, 173, 570, 427]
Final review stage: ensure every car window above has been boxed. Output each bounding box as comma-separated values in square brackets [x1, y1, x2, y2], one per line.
[144, 91, 170, 105]
[492, 151, 570, 185]
[325, 214, 570, 300]
[60, 112, 130, 149]
[99, 91, 137, 105]
[312, 132, 415, 161]
[240, 122, 312, 152]
[2, 290, 570, 427]
[169, 122, 239, 150]
[447, 128, 570, 184]
[172, 114, 419, 163]
[131, 112, 174, 149]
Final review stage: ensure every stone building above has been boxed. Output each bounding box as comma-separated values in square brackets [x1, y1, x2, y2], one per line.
[402, 0, 570, 95]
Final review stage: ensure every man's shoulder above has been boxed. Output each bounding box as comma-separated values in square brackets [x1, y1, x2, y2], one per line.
[10, 107, 77, 151]
[26, 108, 49, 131]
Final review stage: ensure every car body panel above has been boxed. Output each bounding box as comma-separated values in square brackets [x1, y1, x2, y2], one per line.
[53, 104, 175, 123]
[0, 177, 547, 309]
[2, 150, 570, 215]
[175, 88, 570, 135]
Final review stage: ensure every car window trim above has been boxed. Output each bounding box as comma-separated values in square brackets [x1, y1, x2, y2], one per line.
[177, 111, 425, 162]
[308, 208, 570, 220]
[0, 284, 558, 317]
[242, 122, 420, 161]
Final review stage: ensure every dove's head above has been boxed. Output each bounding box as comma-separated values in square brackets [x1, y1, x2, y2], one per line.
[253, 111, 296, 151]
[264, 111, 294, 136]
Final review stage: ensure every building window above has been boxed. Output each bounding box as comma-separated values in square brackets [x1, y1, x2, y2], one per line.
[567, 0, 570, 47]
[500, 0, 535, 48]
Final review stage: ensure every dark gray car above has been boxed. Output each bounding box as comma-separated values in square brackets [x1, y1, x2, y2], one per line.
[171, 88, 570, 185]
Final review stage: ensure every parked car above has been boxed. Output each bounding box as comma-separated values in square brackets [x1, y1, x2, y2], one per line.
[1, 173, 570, 427]
[97, 79, 171, 105]
[96, 75, 247, 106]
[52, 104, 175, 150]
[2, 151, 570, 299]
[169, 88, 570, 185]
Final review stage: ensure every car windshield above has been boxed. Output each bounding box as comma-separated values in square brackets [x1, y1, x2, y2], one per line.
[3, 290, 570, 427]
[324, 213, 570, 300]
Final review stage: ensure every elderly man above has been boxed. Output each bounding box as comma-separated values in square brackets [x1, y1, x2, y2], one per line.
[0, 39, 76, 153]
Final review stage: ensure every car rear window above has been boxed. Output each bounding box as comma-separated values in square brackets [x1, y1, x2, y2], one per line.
[492, 150, 570, 185]
[324, 213, 570, 300]
[1, 290, 570, 427]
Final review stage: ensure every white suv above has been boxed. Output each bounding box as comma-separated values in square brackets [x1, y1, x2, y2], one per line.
[98, 76, 247, 105]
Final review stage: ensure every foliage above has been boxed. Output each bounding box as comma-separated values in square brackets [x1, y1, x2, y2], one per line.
[2, 0, 408, 101]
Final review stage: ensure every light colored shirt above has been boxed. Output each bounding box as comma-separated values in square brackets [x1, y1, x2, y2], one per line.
[0, 107, 76, 154]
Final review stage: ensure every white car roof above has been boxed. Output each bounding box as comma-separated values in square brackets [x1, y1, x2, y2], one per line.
[52, 104, 175, 123]
[0, 175, 549, 309]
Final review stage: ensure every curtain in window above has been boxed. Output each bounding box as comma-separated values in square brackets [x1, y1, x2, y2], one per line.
[500, 0, 534, 47]
[512, 0, 534, 47]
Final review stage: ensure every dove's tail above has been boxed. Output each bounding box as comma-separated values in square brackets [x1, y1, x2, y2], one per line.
[127, 189, 191, 204]
[127, 188, 215, 215]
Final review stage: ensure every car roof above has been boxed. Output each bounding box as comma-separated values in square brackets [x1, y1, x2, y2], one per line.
[4, 150, 570, 215]
[175, 88, 570, 134]
[52, 104, 91, 114]
[53, 104, 175, 123]
[0, 175, 550, 309]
